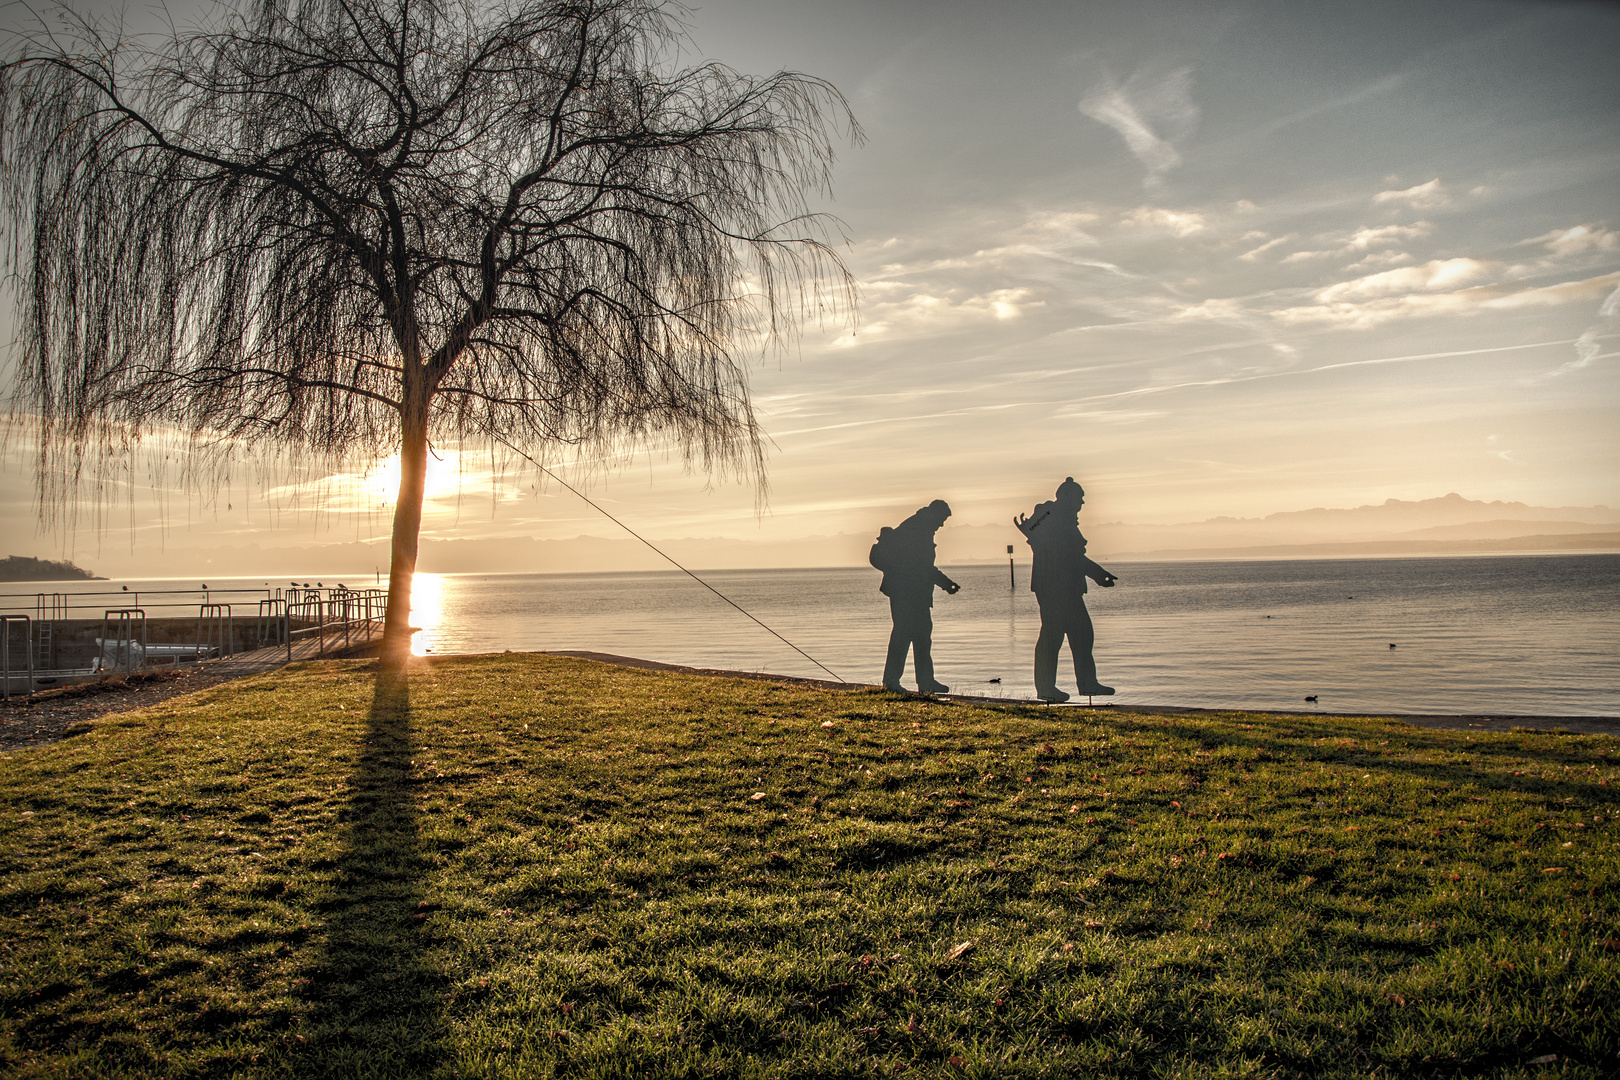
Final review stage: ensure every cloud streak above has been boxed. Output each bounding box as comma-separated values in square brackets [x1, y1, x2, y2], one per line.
[1079, 67, 1199, 189]
[1274, 270, 1620, 328]
[1543, 282, 1620, 379]
[1373, 178, 1448, 209]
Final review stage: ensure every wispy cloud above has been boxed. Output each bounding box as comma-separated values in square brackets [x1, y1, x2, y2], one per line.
[1276, 222, 1432, 265]
[1373, 178, 1449, 209]
[1519, 225, 1620, 258]
[1119, 205, 1206, 236]
[1274, 270, 1620, 328]
[1344, 222, 1431, 249]
[1079, 67, 1199, 190]
[1063, 338, 1583, 405]
[1345, 250, 1415, 272]
[1542, 282, 1620, 379]
[829, 287, 1044, 347]
[1316, 258, 1494, 302]
[1243, 73, 1405, 141]
[1238, 234, 1294, 261]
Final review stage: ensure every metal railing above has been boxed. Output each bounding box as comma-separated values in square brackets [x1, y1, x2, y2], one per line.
[287, 587, 387, 657]
[2, 615, 33, 699]
[198, 604, 233, 660]
[97, 608, 148, 675]
[257, 599, 288, 655]
[0, 583, 390, 692]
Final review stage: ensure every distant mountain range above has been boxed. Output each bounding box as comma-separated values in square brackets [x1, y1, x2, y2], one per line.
[1083, 493, 1620, 560]
[48, 493, 1620, 577]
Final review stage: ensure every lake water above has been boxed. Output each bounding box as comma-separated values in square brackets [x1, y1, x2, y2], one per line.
[402, 554, 1620, 717]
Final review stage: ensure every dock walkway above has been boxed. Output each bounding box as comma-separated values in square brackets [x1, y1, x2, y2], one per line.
[190, 637, 345, 678]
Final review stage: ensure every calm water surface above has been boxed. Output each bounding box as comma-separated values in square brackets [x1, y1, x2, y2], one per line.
[407, 554, 1619, 717]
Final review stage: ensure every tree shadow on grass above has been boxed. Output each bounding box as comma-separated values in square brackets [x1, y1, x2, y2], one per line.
[299, 665, 445, 1075]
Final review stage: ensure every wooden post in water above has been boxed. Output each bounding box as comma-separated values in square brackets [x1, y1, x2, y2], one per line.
[1007, 545, 1015, 590]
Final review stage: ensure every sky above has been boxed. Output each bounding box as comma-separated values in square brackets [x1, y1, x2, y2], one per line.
[2, 0, 1618, 569]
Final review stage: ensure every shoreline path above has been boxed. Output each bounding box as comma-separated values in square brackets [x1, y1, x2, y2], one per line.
[3, 645, 1614, 752]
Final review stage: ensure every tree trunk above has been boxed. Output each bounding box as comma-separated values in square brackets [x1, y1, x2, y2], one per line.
[380, 378, 431, 668]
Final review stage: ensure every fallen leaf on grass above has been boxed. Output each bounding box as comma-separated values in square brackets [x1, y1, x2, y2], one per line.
[749, 792, 766, 801]
[948, 1055, 965, 1067]
[820, 721, 835, 728]
[1542, 867, 1567, 874]
[906, 1016, 923, 1034]
[944, 941, 975, 962]
[1528, 1054, 1558, 1065]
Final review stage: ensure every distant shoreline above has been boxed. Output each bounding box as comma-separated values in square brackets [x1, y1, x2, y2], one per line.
[5, 547, 1615, 584]
[0, 555, 105, 582]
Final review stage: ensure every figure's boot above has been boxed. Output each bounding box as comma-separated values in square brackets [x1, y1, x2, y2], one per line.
[915, 643, 948, 695]
[1034, 637, 1066, 701]
[883, 631, 909, 692]
[1072, 650, 1113, 696]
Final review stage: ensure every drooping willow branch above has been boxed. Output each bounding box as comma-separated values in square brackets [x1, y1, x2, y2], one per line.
[1, 0, 859, 532]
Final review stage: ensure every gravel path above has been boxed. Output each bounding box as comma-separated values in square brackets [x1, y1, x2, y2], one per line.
[0, 668, 256, 752]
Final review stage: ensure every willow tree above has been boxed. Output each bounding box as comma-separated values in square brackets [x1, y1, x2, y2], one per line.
[0, 0, 854, 664]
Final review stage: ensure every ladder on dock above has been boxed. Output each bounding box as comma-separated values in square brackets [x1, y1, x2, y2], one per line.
[33, 593, 66, 670]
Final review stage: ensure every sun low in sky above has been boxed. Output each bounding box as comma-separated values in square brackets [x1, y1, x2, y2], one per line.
[2, 0, 1616, 570]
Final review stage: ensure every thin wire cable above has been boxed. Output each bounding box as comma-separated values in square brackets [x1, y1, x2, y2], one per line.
[496, 442, 846, 683]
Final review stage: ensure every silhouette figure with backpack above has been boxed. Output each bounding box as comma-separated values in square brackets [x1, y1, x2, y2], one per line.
[1016, 477, 1116, 702]
[871, 499, 960, 693]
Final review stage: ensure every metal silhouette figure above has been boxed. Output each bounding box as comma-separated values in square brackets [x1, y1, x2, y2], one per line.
[871, 500, 960, 693]
[1016, 477, 1117, 702]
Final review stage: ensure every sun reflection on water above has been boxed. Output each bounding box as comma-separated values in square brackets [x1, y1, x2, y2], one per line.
[410, 573, 446, 655]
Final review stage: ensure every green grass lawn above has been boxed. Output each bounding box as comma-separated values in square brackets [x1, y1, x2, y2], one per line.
[1, 653, 1616, 1078]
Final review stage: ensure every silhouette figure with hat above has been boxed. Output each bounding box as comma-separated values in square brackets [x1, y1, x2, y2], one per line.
[1016, 477, 1116, 702]
[870, 499, 960, 694]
